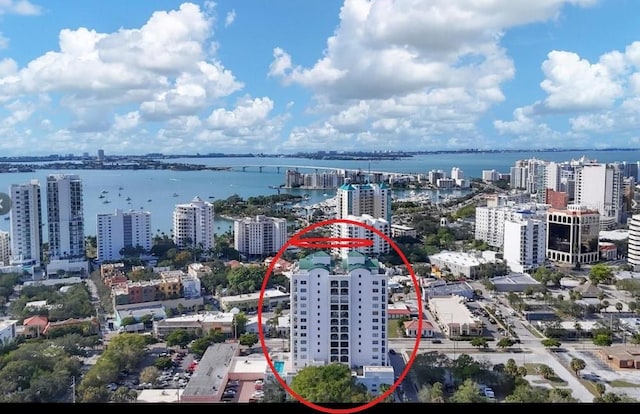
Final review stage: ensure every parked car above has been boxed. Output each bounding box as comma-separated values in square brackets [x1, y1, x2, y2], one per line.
[431, 339, 442, 344]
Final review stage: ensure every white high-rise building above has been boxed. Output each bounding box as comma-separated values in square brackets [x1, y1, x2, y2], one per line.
[9, 180, 43, 266]
[333, 214, 390, 258]
[628, 214, 640, 271]
[335, 181, 391, 223]
[97, 209, 152, 261]
[503, 217, 546, 273]
[234, 215, 288, 256]
[172, 196, 215, 250]
[290, 251, 389, 371]
[574, 162, 624, 229]
[334, 181, 391, 251]
[475, 203, 548, 248]
[47, 174, 85, 261]
[0, 231, 10, 265]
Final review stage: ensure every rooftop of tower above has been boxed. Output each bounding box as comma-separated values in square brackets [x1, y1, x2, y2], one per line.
[296, 251, 383, 274]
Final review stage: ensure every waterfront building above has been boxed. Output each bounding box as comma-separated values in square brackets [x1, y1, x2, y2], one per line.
[289, 251, 389, 370]
[0, 231, 9, 265]
[96, 208, 152, 262]
[46, 174, 89, 274]
[9, 179, 43, 266]
[474, 203, 548, 248]
[233, 215, 287, 256]
[335, 180, 391, 223]
[628, 214, 640, 271]
[481, 169, 499, 182]
[546, 205, 600, 266]
[574, 162, 624, 229]
[503, 216, 546, 273]
[172, 196, 215, 251]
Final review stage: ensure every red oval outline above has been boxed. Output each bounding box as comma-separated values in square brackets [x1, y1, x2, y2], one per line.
[258, 218, 423, 414]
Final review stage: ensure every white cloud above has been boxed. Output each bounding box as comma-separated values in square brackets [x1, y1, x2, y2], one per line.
[271, 0, 596, 151]
[539, 50, 624, 111]
[495, 37, 640, 146]
[0, 0, 42, 15]
[225, 9, 236, 27]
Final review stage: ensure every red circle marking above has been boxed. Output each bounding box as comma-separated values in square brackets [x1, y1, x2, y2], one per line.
[258, 218, 423, 414]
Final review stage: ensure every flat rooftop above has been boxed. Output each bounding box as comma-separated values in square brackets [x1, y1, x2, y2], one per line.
[181, 343, 238, 401]
[229, 354, 269, 375]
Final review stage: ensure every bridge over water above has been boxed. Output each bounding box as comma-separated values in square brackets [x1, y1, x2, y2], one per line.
[217, 164, 416, 177]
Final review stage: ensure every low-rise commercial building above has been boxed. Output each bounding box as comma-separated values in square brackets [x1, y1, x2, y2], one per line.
[219, 288, 289, 312]
[428, 295, 483, 337]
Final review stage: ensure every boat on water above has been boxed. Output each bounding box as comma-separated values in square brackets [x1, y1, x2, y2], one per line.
[173, 193, 179, 197]
[147, 199, 152, 202]
[101, 190, 108, 194]
[118, 186, 124, 190]
[126, 197, 131, 201]
[102, 200, 111, 204]
[98, 194, 105, 199]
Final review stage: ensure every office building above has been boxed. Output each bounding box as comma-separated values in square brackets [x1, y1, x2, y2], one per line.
[289, 251, 389, 370]
[234, 215, 288, 256]
[546, 205, 600, 266]
[9, 180, 43, 266]
[172, 196, 215, 251]
[96, 209, 152, 261]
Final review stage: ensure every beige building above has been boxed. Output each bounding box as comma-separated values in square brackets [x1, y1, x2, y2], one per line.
[428, 295, 483, 337]
[219, 288, 290, 312]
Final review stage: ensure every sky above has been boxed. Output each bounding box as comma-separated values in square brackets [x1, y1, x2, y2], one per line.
[0, 0, 639, 156]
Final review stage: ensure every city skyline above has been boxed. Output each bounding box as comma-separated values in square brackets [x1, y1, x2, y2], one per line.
[0, 1, 639, 155]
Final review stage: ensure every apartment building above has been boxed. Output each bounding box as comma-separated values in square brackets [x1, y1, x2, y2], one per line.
[289, 251, 389, 371]
[96, 208, 152, 261]
[172, 196, 215, 251]
[474, 203, 548, 248]
[234, 215, 288, 256]
[46, 174, 89, 274]
[574, 162, 624, 229]
[503, 216, 546, 273]
[628, 214, 640, 271]
[0, 231, 10, 266]
[9, 179, 43, 266]
[332, 214, 390, 258]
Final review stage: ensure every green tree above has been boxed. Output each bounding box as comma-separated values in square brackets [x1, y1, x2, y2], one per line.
[541, 338, 562, 351]
[537, 365, 555, 380]
[140, 366, 160, 385]
[589, 263, 613, 285]
[165, 329, 194, 349]
[154, 356, 173, 370]
[570, 358, 586, 377]
[496, 337, 515, 350]
[233, 312, 248, 338]
[593, 334, 613, 347]
[290, 363, 371, 403]
[111, 386, 138, 403]
[450, 379, 485, 403]
[470, 337, 489, 350]
[239, 332, 259, 351]
[261, 379, 287, 402]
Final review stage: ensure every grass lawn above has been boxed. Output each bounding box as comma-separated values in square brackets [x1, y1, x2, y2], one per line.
[388, 319, 401, 339]
[607, 379, 640, 388]
[525, 363, 568, 387]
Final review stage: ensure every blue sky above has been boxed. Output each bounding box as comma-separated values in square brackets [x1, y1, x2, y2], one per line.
[0, 0, 638, 156]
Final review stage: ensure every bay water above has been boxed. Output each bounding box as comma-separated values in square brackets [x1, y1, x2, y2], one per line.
[0, 149, 638, 238]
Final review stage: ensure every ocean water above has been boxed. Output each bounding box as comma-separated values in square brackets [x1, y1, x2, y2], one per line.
[0, 149, 638, 238]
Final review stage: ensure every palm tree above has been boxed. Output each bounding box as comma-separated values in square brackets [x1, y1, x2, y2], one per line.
[537, 365, 555, 380]
[574, 322, 583, 339]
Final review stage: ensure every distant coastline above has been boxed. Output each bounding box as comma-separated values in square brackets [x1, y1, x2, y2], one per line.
[1, 147, 640, 164]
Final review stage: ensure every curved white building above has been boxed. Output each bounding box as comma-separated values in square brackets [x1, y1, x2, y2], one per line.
[172, 196, 215, 251]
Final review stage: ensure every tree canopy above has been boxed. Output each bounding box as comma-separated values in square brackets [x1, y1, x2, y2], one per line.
[290, 363, 372, 403]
